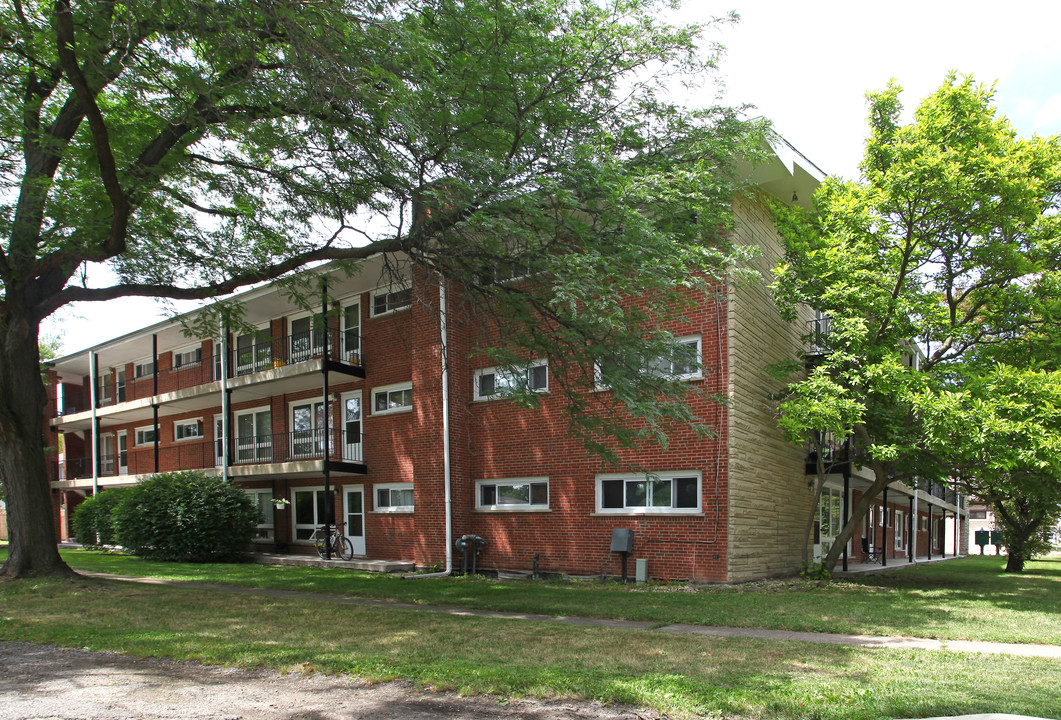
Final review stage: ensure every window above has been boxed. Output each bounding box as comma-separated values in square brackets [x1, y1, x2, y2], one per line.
[292, 487, 332, 541]
[645, 336, 701, 379]
[134, 426, 157, 446]
[245, 490, 275, 540]
[920, 516, 929, 531]
[371, 284, 412, 316]
[134, 360, 155, 379]
[476, 478, 548, 510]
[596, 472, 700, 514]
[375, 483, 414, 511]
[235, 330, 272, 374]
[174, 418, 203, 441]
[289, 315, 324, 362]
[342, 300, 361, 363]
[969, 509, 987, 520]
[373, 382, 413, 414]
[174, 347, 202, 368]
[234, 409, 272, 462]
[474, 361, 548, 400]
[596, 336, 702, 388]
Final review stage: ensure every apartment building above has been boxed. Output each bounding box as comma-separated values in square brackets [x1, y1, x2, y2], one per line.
[45, 142, 967, 581]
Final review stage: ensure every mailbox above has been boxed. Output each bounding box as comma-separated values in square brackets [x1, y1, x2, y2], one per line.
[610, 528, 634, 554]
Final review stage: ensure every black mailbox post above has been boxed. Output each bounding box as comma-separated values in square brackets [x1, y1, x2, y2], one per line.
[611, 529, 634, 583]
[974, 529, 990, 555]
[990, 530, 1003, 555]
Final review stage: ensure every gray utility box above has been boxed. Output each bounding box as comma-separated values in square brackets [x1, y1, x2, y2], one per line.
[610, 528, 634, 553]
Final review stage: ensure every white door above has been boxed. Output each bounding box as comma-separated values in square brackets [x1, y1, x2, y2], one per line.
[215, 415, 224, 466]
[291, 401, 331, 458]
[100, 434, 115, 475]
[236, 410, 272, 462]
[345, 486, 366, 555]
[118, 432, 128, 475]
[342, 301, 360, 364]
[342, 392, 362, 462]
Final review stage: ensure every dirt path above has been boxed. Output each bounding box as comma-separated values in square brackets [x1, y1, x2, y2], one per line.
[0, 641, 658, 720]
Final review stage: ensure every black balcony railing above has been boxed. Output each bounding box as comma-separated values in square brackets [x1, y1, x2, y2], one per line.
[58, 429, 364, 480]
[806, 316, 831, 357]
[232, 332, 361, 376]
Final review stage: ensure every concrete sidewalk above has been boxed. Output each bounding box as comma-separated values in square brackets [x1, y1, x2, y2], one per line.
[78, 570, 1061, 660]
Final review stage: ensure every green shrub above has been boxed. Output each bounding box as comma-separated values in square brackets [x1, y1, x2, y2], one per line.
[112, 471, 259, 562]
[71, 488, 129, 548]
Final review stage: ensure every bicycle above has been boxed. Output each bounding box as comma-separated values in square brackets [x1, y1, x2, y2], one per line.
[312, 521, 354, 560]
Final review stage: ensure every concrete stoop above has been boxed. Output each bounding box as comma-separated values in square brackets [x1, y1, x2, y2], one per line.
[251, 552, 415, 574]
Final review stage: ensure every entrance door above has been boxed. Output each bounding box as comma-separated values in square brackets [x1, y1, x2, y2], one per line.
[100, 434, 115, 475]
[117, 432, 128, 475]
[342, 392, 362, 462]
[342, 301, 360, 363]
[345, 486, 366, 555]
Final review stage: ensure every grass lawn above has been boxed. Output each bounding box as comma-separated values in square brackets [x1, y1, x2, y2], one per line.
[2, 573, 1060, 720]
[43, 548, 1061, 645]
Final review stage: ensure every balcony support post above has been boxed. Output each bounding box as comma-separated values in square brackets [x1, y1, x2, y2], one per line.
[881, 486, 889, 567]
[152, 334, 158, 396]
[89, 351, 99, 496]
[927, 505, 933, 560]
[841, 468, 849, 572]
[152, 404, 159, 473]
[321, 277, 332, 560]
[909, 495, 915, 563]
[908, 489, 916, 564]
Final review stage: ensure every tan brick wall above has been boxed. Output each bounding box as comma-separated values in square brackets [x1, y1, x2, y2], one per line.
[725, 195, 814, 582]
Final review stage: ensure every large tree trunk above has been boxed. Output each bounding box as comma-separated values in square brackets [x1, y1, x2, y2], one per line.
[0, 308, 75, 578]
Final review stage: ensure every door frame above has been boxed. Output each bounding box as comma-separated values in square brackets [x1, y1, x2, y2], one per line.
[344, 485, 366, 555]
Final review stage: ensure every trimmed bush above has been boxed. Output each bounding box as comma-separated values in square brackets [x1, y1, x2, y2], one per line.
[71, 488, 129, 548]
[112, 471, 259, 562]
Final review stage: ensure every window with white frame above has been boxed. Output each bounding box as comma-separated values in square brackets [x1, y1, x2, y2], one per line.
[476, 478, 548, 510]
[134, 360, 155, 379]
[596, 472, 700, 514]
[473, 361, 547, 400]
[371, 284, 412, 316]
[245, 490, 275, 540]
[174, 347, 202, 368]
[920, 515, 929, 531]
[375, 483, 414, 511]
[596, 335, 702, 388]
[174, 418, 203, 441]
[372, 382, 413, 414]
[645, 336, 701, 379]
[134, 426, 157, 446]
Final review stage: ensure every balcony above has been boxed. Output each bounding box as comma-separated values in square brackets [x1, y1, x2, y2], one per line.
[232, 331, 362, 376]
[56, 429, 366, 482]
[804, 315, 831, 365]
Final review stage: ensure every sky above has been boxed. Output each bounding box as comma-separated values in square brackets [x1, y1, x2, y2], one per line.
[43, 0, 1061, 356]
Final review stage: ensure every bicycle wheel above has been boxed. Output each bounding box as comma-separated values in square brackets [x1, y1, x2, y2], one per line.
[314, 532, 328, 559]
[334, 535, 354, 561]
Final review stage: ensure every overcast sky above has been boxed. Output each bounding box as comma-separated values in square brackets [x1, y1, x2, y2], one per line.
[44, 0, 1061, 355]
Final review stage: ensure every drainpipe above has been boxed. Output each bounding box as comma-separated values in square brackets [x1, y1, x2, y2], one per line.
[404, 276, 452, 579]
[219, 323, 230, 483]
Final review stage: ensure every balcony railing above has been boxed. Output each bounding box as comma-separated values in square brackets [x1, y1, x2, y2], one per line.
[58, 429, 364, 480]
[806, 316, 831, 357]
[55, 333, 363, 417]
[232, 331, 361, 376]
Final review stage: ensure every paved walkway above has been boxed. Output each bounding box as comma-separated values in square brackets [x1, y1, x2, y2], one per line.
[79, 571, 1061, 660]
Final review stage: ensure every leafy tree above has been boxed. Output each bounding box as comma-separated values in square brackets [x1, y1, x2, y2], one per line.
[0, 0, 762, 577]
[772, 75, 1061, 572]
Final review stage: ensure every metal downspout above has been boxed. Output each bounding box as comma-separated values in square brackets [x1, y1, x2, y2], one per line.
[440, 278, 453, 574]
[219, 325, 231, 483]
[404, 277, 453, 580]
